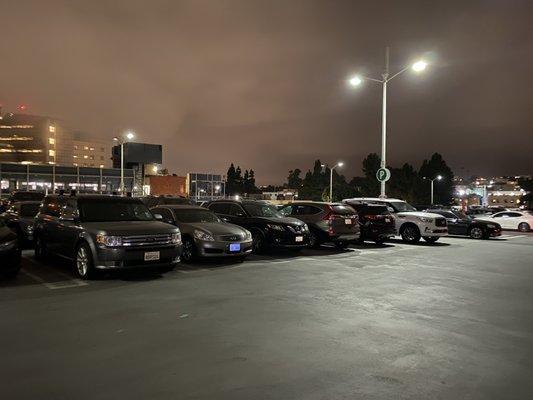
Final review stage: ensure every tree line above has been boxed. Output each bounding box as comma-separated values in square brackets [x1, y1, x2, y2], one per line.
[226, 164, 260, 195]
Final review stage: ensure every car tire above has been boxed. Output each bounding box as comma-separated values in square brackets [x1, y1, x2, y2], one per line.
[181, 237, 196, 263]
[400, 224, 421, 243]
[34, 234, 47, 261]
[423, 236, 440, 243]
[518, 222, 531, 232]
[251, 230, 266, 254]
[468, 226, 484, 239]
[308, 230, 321, 248]
[75, 242, 95, 280]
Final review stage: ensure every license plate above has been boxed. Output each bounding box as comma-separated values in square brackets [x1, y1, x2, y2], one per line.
[229, 243, 241, 252]
[345, 219, 352, 224]
[144, 251, 160, 261]
[295, 236, 303, 242]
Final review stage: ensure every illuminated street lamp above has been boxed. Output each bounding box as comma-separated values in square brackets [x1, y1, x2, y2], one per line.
[113, 130, 135, 195]
[329, 161, 344, 201]
[348, 47, 429, 198]
[424, 175, 442, 205]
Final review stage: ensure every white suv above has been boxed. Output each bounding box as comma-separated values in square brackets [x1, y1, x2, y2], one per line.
[343, 197, 448, 243]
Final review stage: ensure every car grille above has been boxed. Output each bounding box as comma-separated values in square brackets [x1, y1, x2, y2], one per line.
[218, 233, 245, 241]
[122, 234, 173, 247]
[435, 218, 447, 227]
[287, 225, 305, 233]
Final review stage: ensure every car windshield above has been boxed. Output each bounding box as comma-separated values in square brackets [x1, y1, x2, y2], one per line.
[78, 199, 154, 222]
[388, 201, 417, 212]
[20, 203, 41, 217]
[452, 211, 471, 220]
[243, 203, 282, 218]
[173, 210, 220, 223]
[363, 206, 389, 215]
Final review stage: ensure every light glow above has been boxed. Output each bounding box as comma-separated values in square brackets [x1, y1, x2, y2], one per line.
[412, 60, 428, 72]
[348, 76, 363, 86]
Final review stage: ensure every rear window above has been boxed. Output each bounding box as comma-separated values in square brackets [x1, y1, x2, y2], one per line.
[361, 205, 389, 215]
[332, 205, 355, 215]
[20, 203, 41, 217]
[12, 192, 45, 202]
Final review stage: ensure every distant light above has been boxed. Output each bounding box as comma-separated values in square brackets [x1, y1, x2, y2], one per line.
[338, 161, 345, 167]
[235, 195, 240, 200]
[215, 185, 221, 191]
[18, 104, 27, 112]
[412, 60, 428, 72]
[152, 165, 158, 173]
[126, 131, 135, 140]
[436, 175, 443, 180]
[348, 76, 363, 86]
[113, 137, 119, 141]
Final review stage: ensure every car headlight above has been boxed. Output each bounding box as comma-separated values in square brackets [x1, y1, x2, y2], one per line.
[302, 224, 309, 231]
[171, 232, 182, 244]
[0, 239, 17, 251]
[96, 234, 123, 247]
[418, 217, 433, 223]
[486, 224, 497, 229]
[193, 229, 214, 241]
[267, 224, 285, 231]
[244, 229, 252, 240]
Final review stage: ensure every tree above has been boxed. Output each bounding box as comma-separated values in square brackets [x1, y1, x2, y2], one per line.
[417, 153, 454, 205]
[226, 164, 237, 195]
[287, 169, 303, 188]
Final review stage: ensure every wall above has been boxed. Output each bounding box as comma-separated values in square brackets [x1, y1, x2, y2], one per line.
[148, 175, 187, 196]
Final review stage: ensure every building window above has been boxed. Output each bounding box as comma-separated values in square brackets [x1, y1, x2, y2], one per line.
[84, 155, 88, 159]
[100, 147, 105, 152]
[84, 146, 89, 150]
[90, 155, 94, 160]
[73, 155, 78, 158]
[90, 147, 95, 151]
[49, 125, 56, 133]
[48, 149, 55, 157]
[74, 145, 78, 150]
[100, 156, 104, 160]
[99, 164, 104, 168]
[49, 137, 55, 145]
[73, 163, 78, 166]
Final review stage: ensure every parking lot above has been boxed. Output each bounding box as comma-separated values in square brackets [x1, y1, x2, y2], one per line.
[1, 232, 533, 400]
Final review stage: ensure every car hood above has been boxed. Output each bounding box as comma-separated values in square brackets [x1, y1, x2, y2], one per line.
[252, 216, 305, 226]
[397, 211, 445, 219]
[82, 221, 179, 235]
[178, 222, 247, 235]
[472, 219, 500, 227]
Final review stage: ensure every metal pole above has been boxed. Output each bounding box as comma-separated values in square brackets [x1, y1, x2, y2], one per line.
[52, 165, 56, 194]
[431, 179, 434, 205]
[380, 47, 389, 199]
[99, 167, 103, 194]
[120, 142, 124, 195]
[26, 164, 30, 189]
[330, 167, 333, 201]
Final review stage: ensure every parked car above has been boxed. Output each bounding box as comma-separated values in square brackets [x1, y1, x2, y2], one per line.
[278, 202, 359, 248]
[0, 219, 21, 278]
[4, 191, 45, 208]
[426, 209, 502, 239]
[140, 195, 193, 208]
[0, 201, 41, 245]
[475, 211, 533, 232]
[342, 197, 448, 244]
[34, 194, 182, 279]
[347, 203, 396, 244]
[205, 199, 310, 253]
[150, 205, 253, 262]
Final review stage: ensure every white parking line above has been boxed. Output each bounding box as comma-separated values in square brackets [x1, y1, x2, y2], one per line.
[21, 256, 89, 289]
[500, 234, 526, 240]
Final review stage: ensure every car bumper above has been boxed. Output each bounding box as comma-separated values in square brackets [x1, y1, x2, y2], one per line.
[196, 239, 253, 257]
[422, 227, 448, 237]
[268, 232, 310, 248]
[488, 228, 502, 237]
[330, 233, 361, 242]
[93, 244, 182, 270]
[362, 226, 396, 240]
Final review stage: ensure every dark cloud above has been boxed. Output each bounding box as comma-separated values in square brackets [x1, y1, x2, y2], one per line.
[1, 0, 532, 183]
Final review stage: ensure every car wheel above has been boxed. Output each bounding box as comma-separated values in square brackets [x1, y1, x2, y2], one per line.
[75, 242, 95, 280]
[518, 222, 531, 232]
[251, 230, 266, 254]
[400, 224, 421, 243]
[469, 226, 484, 239]
[181, 238, 196, 263]
[34, 234, 47, 261]
[423, 236, 440, 243]
[308, 230, 321, 248]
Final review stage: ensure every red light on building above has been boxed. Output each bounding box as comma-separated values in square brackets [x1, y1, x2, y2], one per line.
[18, 104, 27, 112]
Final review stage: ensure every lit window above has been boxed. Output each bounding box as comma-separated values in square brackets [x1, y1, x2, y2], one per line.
[49, 138, 55, 145]
[90, 147, 95, 151]
[49, 125, 56, 133]
[49, 149, 55, 157]
[73, 155, 78, 158]
[84, 146, 89, 150]
[73, 163, 78, 166]
[84, 155, 88, 159]
[99, 164, 104, 168]
[90, 155, 94, 160]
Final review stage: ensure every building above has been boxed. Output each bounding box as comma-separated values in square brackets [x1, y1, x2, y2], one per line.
[0, 112, 112, 167]
[146, 175, 187, 196]
[260, 189, 298, 203]
[187, 172, 225, 201]
[0, 162, 134, 194]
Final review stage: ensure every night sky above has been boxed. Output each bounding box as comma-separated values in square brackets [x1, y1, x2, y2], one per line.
[1, 0, 532, 184]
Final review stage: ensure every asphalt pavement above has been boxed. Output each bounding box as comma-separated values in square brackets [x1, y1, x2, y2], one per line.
[1, 232, 532, 400]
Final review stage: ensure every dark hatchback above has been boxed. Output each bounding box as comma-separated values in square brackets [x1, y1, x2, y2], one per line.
[0, 201, 41, 245]
[34, 195, 182, 279]
[205, 200, 310, 253]
[0, 219, 21, 278]
[347, 203, 396, 244]
[279, 202, 360, 248]
[427, 209, 502, 239]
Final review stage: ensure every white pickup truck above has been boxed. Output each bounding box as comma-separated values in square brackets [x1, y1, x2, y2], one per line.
[343, 197, 448, 243]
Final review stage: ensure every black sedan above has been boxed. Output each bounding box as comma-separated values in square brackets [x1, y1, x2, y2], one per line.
[427, 209, 501, 239]
[0, 201, 41, 246]
[0, 219, 21, 278]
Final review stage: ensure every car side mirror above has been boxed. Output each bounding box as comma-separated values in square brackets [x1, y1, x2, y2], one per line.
[153, 213, 163, 220]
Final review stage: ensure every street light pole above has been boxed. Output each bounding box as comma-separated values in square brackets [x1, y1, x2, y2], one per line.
[329, 161, 344, 201]
[425, 175, 443, 205]
[114, 131, 135, 195]
[348, 48, 428, 199]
